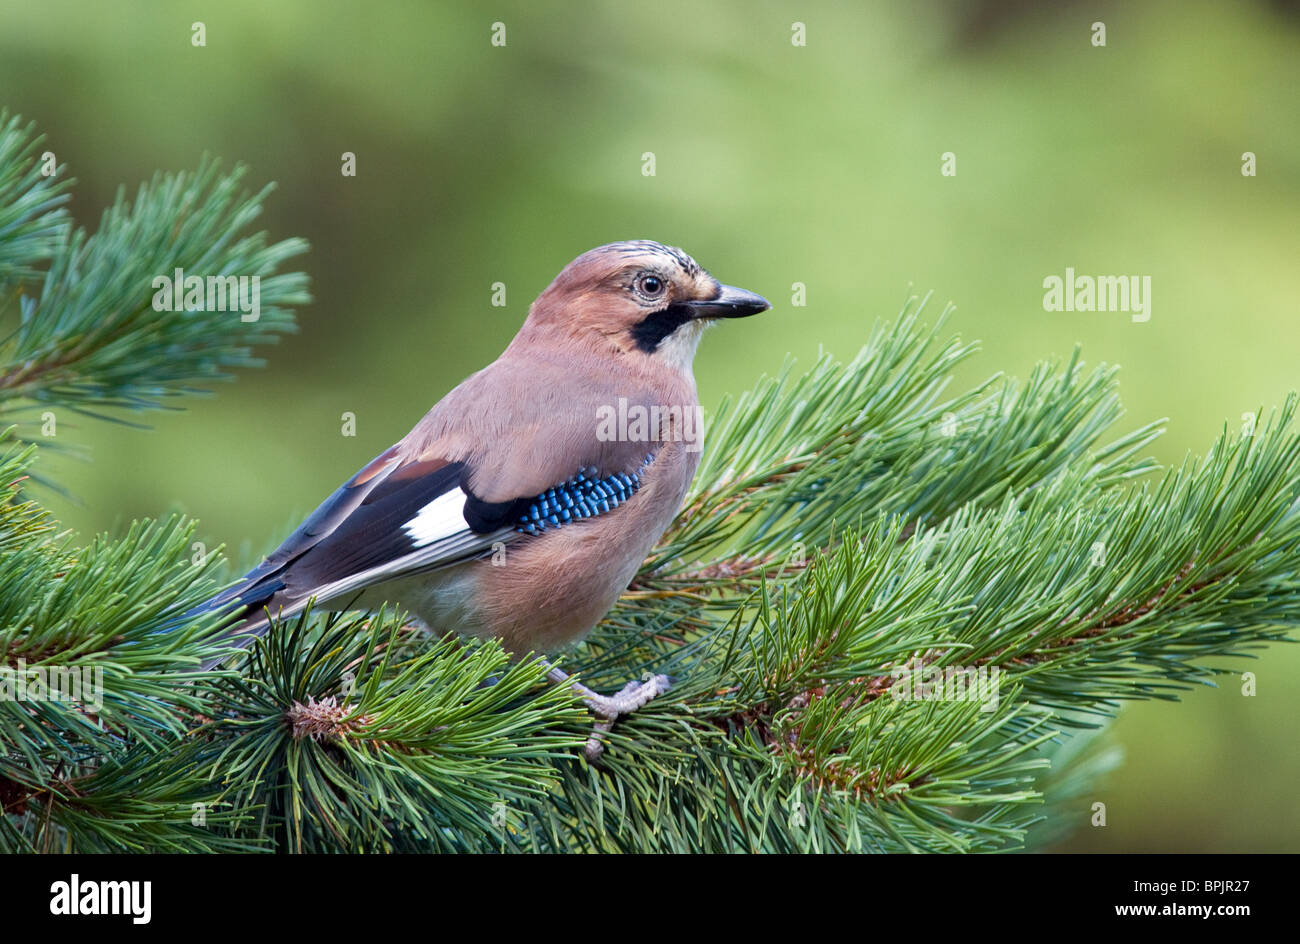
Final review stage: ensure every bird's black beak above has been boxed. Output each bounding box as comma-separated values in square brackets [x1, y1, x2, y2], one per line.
[685, 283, 770, 319]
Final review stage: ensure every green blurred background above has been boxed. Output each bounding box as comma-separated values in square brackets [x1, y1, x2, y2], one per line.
[1, 0, 1296, 850]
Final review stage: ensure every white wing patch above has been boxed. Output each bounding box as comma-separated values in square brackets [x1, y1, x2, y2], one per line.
[403, 489, 470, 548]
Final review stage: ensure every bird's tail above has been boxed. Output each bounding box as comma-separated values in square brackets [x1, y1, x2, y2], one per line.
[164, 568, 294, 671]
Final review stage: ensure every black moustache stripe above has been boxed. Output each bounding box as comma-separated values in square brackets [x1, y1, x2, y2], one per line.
[629, 304, 695, 353]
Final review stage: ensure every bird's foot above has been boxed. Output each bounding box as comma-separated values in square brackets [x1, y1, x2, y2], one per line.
[542, 664, 672, 760]
[581, 674, 672, 761]
[584, 674, 672, 718]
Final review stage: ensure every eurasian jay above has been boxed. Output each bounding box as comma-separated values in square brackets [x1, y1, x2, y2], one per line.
[193, 240, 769, 755]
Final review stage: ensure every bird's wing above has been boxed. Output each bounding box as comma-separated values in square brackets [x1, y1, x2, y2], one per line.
[202, 447, 525, 621]
[195, 351, 688, 641]
[205, 445, 657, 628]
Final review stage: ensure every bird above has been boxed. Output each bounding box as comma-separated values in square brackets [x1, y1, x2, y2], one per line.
[188, 240, 769, 756]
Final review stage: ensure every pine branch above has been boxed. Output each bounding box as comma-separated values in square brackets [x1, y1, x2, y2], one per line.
[0, 112, 71, 295]
[640, 302, 1160, 589]
[0, 116, 308, 450]
[0, 126, 314, 849]
[528, 395, 1299, 851]
[192, 610, 586, 852]
[0, 439, 246, 839]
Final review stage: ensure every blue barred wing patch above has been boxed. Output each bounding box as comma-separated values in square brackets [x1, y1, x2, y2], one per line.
[515, 456, 653, 535]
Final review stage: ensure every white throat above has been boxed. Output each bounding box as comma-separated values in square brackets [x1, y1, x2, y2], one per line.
[657, 319, 708, 374]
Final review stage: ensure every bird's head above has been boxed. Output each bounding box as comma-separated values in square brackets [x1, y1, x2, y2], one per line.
[522, 240, 770, 370]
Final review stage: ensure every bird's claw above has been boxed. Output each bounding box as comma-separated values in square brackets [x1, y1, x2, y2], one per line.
[582, 674, 672, 761]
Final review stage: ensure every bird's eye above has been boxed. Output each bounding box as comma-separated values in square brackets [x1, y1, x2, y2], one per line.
[637, 275, 665, 297]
